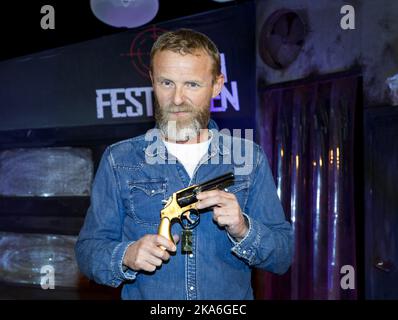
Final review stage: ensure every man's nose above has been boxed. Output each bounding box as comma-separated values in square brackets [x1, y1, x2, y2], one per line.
[172, 86, 185, 106]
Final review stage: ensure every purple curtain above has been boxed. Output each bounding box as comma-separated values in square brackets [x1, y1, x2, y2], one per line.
[255, 74, 358, 300]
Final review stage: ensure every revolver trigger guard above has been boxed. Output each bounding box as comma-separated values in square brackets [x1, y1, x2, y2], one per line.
[181, 209, 200, 230]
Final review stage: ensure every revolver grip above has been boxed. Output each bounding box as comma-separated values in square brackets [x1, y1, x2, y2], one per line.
[158, 217, 174, 249]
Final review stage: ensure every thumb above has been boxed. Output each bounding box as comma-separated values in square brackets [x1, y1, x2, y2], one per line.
[172, 234, 180, 244]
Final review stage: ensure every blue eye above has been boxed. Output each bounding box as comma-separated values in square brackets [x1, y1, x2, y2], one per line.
[186, 82, 200, 88]
[160, 80, 173, 87]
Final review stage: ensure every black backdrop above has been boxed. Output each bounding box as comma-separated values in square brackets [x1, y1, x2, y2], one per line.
[0, 2, 255, 134]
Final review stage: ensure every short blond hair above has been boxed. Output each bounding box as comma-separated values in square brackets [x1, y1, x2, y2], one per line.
[150, 28, 221, 81]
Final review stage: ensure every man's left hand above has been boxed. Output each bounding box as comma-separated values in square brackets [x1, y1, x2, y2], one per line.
[196, 190, 248, 241]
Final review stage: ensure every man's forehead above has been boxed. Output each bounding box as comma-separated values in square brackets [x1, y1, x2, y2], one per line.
[153, 48, 211, 63]
[152, 50, 213, 77]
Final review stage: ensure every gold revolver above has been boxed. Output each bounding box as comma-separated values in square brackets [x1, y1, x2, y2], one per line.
[157, 172, 235, 247]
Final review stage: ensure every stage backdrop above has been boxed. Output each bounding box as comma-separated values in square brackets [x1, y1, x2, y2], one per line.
[0, 2, 255, 134]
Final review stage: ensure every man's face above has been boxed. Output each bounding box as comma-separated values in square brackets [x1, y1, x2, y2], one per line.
[151, 49, 224, 142]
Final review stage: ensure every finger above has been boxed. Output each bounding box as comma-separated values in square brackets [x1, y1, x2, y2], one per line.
[145, 254, 163, 268]
[213, 207, 236, 226]
[152, 246, 171, 261]
[196, 189, 230, 200]
[214, 215, 229, 227]
[140, 261, 157, 273]
[213, 206, 239, 217]
[155, 235, 177, 252]
[196, 194, 231, 210]
[213, 212, 228, 227]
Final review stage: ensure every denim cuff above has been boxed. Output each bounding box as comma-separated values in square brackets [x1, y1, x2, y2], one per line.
[227, 212, 251, 244]
[229, 213, 260, 264]
[110, 240, 138, 286]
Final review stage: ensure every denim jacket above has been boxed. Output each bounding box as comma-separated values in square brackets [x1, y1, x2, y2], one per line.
[75, 119, 293, 300]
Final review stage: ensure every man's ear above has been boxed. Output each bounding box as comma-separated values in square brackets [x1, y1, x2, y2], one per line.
[149, 70, 154, 84]
[212, 74, 225, 98]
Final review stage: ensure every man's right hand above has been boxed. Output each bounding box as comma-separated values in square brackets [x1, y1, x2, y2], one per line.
[122, 234, 179, 272]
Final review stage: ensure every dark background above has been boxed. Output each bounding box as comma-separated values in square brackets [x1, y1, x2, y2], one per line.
[0, 0, 250, 62]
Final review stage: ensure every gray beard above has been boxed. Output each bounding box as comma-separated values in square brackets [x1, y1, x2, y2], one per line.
[158, 119, 202, 142]
[154, 101, 210, 142]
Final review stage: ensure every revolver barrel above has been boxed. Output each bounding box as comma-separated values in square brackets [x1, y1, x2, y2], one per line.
[177, 172, 235, 207]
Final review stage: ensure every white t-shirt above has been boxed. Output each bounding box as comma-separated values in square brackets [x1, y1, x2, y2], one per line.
[163, 135, 212, 179]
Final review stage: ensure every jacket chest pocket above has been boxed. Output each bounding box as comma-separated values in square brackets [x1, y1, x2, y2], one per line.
[224, 178, 250, 210]
[128, 180, 167, 227]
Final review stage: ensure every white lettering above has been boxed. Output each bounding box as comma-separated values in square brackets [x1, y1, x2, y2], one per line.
[40, 5, 55, 30]
[125, 88, 143, 117]
[111, 88, 128, 118]
[340, 5, 355, 30]
[144, 128, 255, 175]
[150, 304, 184, 317]
[96, 87, 153, 119]
[340, 264, 355, 289]
[40, 265, 55, 289]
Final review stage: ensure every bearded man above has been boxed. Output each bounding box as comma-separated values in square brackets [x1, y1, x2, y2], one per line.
[75, 29, 293, 300]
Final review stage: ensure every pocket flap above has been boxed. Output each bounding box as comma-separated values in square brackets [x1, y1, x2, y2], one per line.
[128, 180, 167, 196]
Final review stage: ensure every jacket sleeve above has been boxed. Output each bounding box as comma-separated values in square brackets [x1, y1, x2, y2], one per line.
[229, 144, 293, 274]
[75, 147, 137, 287]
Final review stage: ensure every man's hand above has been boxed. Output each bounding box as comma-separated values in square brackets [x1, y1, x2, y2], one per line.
[196, 190, 248, 241]
[123, 234, 179, 272]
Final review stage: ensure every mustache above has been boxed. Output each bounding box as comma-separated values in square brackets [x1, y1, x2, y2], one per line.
[164, 105, 194, 113]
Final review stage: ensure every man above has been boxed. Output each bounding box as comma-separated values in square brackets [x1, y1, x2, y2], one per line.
[75, 29, 293, 300]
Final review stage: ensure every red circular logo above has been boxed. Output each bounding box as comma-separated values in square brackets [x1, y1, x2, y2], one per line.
[126, 26, 168, 79]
